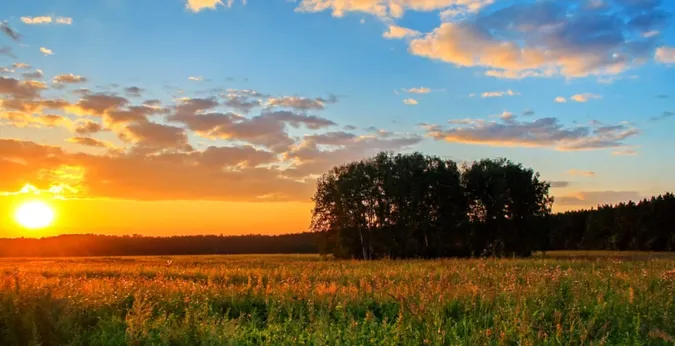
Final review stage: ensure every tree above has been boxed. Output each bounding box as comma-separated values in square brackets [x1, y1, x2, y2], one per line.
[310, 152, 466, 259]
[311, 153, 552, 259]
[461, 158, 553, 257]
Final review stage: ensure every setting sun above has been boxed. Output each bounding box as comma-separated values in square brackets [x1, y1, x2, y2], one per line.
[14, 201, 55, 229]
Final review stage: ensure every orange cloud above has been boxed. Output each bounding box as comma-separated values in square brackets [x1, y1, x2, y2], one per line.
[555, 191, 642, 208]
[383, 25, 420, 39]
[655, 47, 675, 64]
[570, 93, 602, 103]
[67, 136, 114, 149]
[568, 169, 596, 177]
[406, 1, 662, 78]
[53, 74, 88, 84]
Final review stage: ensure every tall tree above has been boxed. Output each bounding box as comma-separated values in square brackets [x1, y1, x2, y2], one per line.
[462, 158, 553, 257]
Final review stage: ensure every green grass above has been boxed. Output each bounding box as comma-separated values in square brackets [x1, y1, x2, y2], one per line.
[0, 253, 674, 345]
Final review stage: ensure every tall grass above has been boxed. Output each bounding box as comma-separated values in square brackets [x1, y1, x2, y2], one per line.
[0, 254, 673, 345]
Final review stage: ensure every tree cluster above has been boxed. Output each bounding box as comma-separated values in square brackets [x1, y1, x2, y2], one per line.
[311, 152, 552, 259]
[0, 233, 319, 257]
[548, 193, 675, 251]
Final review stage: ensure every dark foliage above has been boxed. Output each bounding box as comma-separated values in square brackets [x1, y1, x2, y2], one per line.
[548, 193, 675, 251]
[0, 232, 319, 257]
[311, 152, 553, 259]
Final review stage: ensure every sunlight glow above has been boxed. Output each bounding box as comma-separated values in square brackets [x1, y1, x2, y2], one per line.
[14, 200, 55, 229]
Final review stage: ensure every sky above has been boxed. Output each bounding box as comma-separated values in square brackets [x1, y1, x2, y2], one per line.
[1, 0, 674, 237]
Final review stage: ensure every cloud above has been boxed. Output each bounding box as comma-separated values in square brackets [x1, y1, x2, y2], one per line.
[56, 17, 73, 25]
[650, 111, 673, 121]
[475, 89, 520, 98]
[75, 120, 104, 135]
[1, 22, 21, 41]
[124, 86, 144, 97]
[0, 47, 15, 59]
[40, 47, 54, 56]
[72, 93, 130, 116]
[282, 131, 422, 179]
[188, 76, 204, 81]
[549, 181, 570, 188]
[0, 76, 47, 99]
[295, 0, 493, 19]
[612, 149, 637, 156]
[554, 97, 567, 103]
[186, 0, 247, 12]
[170, 103, 336, 152]
[0, 138, 313, 202]
[266, 95, 337, 111]
[0, 110, 71, 129]
[408, 1, 667, 79]
[53, 74, 87, 84]
[121, 121, 191, 151]
[216, 89, 267, 113]
[22, 69, 44, 79]
[656, 94, 669, 99]
[403, 98, 418, 105]
[425, 116, 639, 151]
[555, 191, 642, 207]
[383, 25, 421, 39]
[13, 63, 30, 69]
[655, 46, 675, 64]
[568, 169, 596, 177]
[67, 136, 114, 148]
[404, 87, 431, 94]
[20, 16, 73, 25]
[570, 93, 602, 103]
[199, 145, 277, 168]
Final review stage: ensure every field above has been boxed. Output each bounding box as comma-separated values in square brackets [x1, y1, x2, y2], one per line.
[1, 253, 674, 345]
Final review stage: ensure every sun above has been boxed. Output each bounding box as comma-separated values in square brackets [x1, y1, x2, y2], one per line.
[15, 200, 55, 229]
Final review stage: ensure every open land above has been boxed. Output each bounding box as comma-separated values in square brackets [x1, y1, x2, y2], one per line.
[1, 252, 674, 345]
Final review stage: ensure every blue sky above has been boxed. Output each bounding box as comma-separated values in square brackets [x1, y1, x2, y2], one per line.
[2, 0, 675, 230]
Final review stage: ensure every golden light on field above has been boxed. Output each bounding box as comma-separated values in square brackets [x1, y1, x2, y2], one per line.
[14, 200, 55, 229]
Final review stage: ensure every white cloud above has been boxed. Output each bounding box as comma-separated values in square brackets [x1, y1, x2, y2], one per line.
[478, 89, 520, 98]
[21, 16, 73, 25]
[40, 47, 53, 56]
[296, 0, 494, 19]
[403, 98, 418, 105]
[405, 87, 431, 94]
[554, 97, 567, 103]
[21, 16, 52, 24]
[56, 17, 73, 25]
[188, 76, 204, 81]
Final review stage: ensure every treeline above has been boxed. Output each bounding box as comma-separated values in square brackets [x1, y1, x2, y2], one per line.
[0, 233, 319, 257]
[312, 152, 551, 259]
[549, 193, 675, 251]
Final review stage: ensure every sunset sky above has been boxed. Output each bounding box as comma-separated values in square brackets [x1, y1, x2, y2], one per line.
[1, 0, 674, 237]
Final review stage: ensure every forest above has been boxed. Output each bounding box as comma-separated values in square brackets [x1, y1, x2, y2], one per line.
[1, 152, 673, 257]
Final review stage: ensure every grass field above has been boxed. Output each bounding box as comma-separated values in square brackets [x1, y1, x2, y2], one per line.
[1, 253, 674, 345]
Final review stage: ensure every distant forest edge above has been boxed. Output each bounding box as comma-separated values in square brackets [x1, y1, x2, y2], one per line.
[1, 152, 673, 257]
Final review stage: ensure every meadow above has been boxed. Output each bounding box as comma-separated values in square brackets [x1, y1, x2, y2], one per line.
[1, 253, 674, 345]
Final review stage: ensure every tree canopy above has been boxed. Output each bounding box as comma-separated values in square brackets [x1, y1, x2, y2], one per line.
[311, 152, 552, 259]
